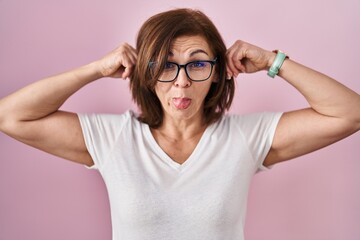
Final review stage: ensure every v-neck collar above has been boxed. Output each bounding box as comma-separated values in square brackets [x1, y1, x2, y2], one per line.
[142, 121, 217, 172]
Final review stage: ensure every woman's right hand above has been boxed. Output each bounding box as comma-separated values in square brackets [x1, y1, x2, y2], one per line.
[96, 43, 137, 79]
[0, 42, 137, 168]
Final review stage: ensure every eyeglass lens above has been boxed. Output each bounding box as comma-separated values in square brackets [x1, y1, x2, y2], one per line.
[158, 61, 213, 82]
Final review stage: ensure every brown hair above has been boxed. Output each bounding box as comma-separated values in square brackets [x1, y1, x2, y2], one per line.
[130, 8, 235, 128]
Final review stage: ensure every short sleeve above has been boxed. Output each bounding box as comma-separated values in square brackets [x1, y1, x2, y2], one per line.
[235, 112, 283, 171]
[77, 111, 132, 170]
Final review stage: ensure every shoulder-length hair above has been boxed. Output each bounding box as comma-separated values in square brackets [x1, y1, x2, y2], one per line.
[130, 8, 235, 128]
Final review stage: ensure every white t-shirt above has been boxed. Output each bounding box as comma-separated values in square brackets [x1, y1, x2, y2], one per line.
[78, 110, 282, 240]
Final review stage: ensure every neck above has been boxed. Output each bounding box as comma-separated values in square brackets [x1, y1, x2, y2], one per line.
[154, 112, 206, 141]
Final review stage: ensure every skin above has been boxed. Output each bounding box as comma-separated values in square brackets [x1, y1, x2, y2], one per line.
[226, 40, 360, 166]
[151, 36, 217, 164]
[0, 36, 359, 168]
[0, 43, 137, 167]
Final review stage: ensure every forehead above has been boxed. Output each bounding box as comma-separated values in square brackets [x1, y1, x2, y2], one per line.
[169, 35, 213, 57]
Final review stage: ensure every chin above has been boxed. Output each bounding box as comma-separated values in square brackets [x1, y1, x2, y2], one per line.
[168, 106, 202, 121]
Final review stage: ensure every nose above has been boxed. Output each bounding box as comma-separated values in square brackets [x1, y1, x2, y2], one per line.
[174, 68, 191, 88]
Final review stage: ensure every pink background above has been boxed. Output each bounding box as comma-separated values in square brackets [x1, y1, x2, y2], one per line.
[1, 0, 359, 239]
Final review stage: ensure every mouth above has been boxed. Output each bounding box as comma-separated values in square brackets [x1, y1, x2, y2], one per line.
[172, 97, 192, 109]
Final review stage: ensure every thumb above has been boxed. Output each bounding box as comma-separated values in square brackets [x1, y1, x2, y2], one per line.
[121, 65, 134, 79]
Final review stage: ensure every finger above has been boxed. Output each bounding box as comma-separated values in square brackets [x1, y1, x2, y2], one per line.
[232, 47, 248, 73]
[228, 57, 240, 77]
[118, 43, 136, 62]
[122, 66, 131, 79]
[123, 52, 136, 67]
[122, 65, 134, 79]
[126, 45, 138, 64]
[129, 44, 138, 56]
[129, 52, 137, 66]
[121, 47, 137, 66]
[226, 66, 233, 79]
[228, 43, 247, 76]
[226, 49, 239, 77]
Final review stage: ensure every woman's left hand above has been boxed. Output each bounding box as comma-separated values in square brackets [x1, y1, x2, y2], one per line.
[226, 40, 274, 78]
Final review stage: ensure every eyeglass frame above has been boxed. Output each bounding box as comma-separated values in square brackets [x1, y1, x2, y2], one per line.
[149, 57, 218, 82]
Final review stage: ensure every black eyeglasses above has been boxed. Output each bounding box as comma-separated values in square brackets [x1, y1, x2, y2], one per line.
[149, 58, 217, 82]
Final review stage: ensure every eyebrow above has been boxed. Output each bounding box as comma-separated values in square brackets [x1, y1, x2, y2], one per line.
[190, 49, 209, 57]
[168, 49, 209, 57]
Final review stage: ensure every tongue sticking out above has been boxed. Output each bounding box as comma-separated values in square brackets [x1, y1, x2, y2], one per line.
[173, 98, 192, 109]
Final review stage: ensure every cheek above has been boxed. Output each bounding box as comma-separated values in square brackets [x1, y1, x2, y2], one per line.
[154, 84, 170, 102]
[202, 81, 214, 94]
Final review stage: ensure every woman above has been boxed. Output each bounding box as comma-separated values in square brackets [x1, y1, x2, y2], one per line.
[0, 8, 359, 240]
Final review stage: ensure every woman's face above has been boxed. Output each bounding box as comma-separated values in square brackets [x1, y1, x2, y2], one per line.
[154, 35, 217, 124]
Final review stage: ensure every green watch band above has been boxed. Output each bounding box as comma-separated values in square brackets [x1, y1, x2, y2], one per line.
[267, 50, 288, 78]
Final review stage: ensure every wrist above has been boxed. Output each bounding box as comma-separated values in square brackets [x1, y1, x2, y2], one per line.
[72, 62, 104, 85]
[267, 50, 289, 78]
[266, 51, 277, 70]
[87, 61, 105, 79]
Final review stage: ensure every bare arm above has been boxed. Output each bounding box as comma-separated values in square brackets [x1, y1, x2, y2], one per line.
[226, 40, 360, 166]
[0, 43, 137, 166]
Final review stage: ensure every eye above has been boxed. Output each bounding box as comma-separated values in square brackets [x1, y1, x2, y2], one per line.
[164, 62, 176, 69]
[189, 61, 207, 68]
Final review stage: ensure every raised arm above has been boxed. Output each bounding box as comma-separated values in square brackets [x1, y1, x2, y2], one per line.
[0, 43, 137, 166]
[226, 40, 360, 166]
